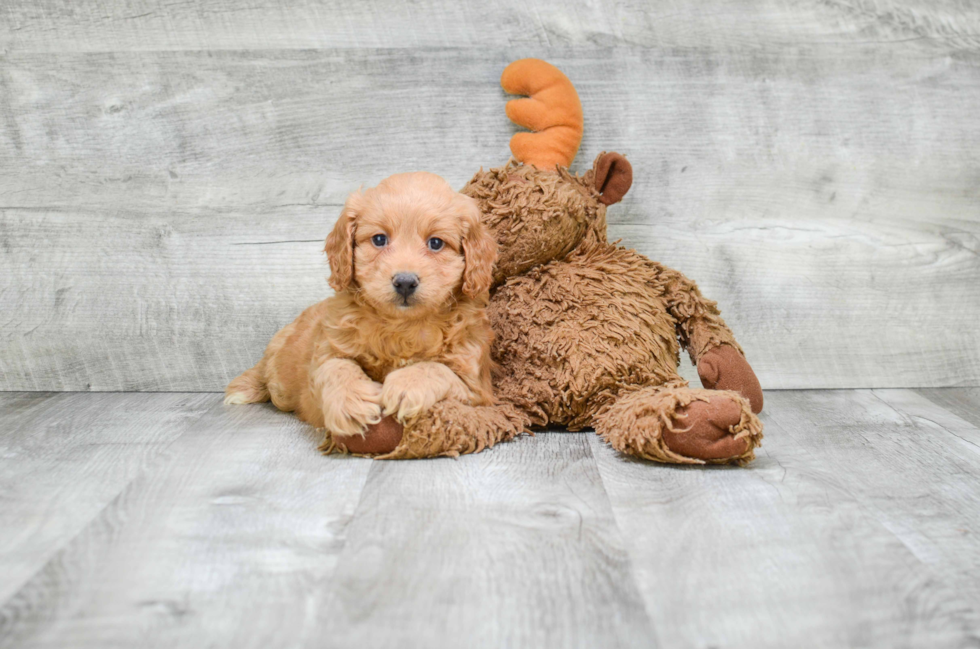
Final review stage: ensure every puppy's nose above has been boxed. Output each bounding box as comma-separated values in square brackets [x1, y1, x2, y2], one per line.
[392, 272, 419, 298]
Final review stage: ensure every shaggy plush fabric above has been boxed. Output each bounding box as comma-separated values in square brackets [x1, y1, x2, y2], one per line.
[462, 160, 605, 285]
[332, 59, 764, 465]
[489, 242, 683, 430]
[378, 401, 529, 459]
[487, 239, 744, 430]
[391, 153, 764, 464]
[594, 384, 762, 465]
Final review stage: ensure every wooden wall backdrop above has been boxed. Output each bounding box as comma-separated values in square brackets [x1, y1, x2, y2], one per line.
[1, 0, 979, 391]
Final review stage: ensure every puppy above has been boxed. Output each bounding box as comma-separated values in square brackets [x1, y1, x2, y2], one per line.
[225, 172, 498, 446]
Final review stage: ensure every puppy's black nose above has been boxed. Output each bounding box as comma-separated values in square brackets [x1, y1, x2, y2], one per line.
[392, 272, 419, 299]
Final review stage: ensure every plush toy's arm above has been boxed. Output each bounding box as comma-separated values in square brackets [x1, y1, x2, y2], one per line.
[659, 266, 740, 362]
[325, 400, 530, 459]
[659, 266, 764, 413]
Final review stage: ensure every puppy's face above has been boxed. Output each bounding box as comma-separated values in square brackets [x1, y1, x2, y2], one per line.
[325, 172, 497, 316]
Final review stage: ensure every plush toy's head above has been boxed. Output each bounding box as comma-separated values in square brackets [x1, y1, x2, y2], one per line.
[464, 59, 632, 286]
[462, 152, 631, 285]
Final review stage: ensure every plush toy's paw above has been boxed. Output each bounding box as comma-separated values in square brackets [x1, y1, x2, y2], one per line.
[661, 395, 752, 461]
[334, 415, 404, 455]
[698, 345, 764, 413]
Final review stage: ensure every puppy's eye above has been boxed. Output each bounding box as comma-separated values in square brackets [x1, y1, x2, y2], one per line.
[427, 237, 445, 252]
[371, 234, 388, 248]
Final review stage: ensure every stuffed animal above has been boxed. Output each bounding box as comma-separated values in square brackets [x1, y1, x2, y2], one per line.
[333, 59, 764, 464]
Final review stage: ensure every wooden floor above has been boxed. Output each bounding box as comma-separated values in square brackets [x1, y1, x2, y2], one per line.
[1, 388, 979, 648]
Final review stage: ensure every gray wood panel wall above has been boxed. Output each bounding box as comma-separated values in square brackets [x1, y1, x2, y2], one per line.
[1, 1, 979, 391]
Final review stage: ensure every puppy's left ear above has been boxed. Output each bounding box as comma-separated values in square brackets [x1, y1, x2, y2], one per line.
[324, 192, 362, 292]
[459, 195, 497, 298]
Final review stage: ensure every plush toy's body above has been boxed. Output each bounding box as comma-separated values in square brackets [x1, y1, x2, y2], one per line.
[336, 59, 764, 464]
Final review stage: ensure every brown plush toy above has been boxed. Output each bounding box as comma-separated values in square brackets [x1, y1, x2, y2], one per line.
[332, 59, 764, 464]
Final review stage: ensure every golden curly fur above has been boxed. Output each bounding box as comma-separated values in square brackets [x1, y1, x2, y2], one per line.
[316, 58, 762, 464]
[374, 154, 762, 464]
[225, 172, 498, 444]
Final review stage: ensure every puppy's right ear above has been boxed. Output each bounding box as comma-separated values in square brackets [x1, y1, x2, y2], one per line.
[324, 192, 362, 292]
[460, 195, 498, 298]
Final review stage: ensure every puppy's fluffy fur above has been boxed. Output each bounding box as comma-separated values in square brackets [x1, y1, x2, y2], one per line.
[225, 172, 498, 442]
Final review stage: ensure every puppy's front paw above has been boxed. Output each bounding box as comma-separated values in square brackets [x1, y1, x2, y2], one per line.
[324, 380, 383, 438]
[381, 369, 441, 424]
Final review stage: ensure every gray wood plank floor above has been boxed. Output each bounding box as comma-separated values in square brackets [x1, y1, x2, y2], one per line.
[2, 389, 980, 648]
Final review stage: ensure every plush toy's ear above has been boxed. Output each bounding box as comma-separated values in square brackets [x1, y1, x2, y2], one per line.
[459, 195, 498, 298]
[324, 193, 362, 292]
[593, 152, 633, 205]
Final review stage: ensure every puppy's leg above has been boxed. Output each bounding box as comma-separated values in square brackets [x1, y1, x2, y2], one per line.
[380, 361, 473, 424]
[312, 358, 384, 439]
[224, 360, 270, 405]
[225, 317, 299, 406]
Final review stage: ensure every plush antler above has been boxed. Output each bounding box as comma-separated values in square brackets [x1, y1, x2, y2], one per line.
[501, 59, 583, 170]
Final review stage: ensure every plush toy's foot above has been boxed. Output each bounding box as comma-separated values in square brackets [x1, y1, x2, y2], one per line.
[324, 415, 404, 456]
[594, 385, 763, 465]
[321, 401, 530, 459]
[660, 398, 754, 461]
[380, 400, 530, 459]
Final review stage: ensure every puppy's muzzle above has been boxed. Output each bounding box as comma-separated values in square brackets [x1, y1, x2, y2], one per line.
[392, 272, 420, 301]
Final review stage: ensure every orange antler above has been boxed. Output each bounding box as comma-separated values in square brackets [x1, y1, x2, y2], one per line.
[501, 59, 583, 170]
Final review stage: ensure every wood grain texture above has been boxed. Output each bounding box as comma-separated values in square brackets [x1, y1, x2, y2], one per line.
[0, 397, 373, 649]
[2, 0, 979, 52]
[4, 391, 980, 646]
[590, 389, 980, 648]
[319, 432, 655, 649]
[0, 392, 213, 604]
[1, 2, 979, 390]
[0, 396, 655, 649]
[0, 208, 332, 391]
[917, 387, 980, 429]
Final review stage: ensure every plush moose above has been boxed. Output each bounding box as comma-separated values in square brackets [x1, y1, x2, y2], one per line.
[332, 59, 764, 464]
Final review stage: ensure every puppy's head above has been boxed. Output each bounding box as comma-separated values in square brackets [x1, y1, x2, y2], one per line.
[325, 172, 497, 315]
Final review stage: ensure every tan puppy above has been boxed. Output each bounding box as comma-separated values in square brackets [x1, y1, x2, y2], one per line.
[225, 172, 498, 447]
